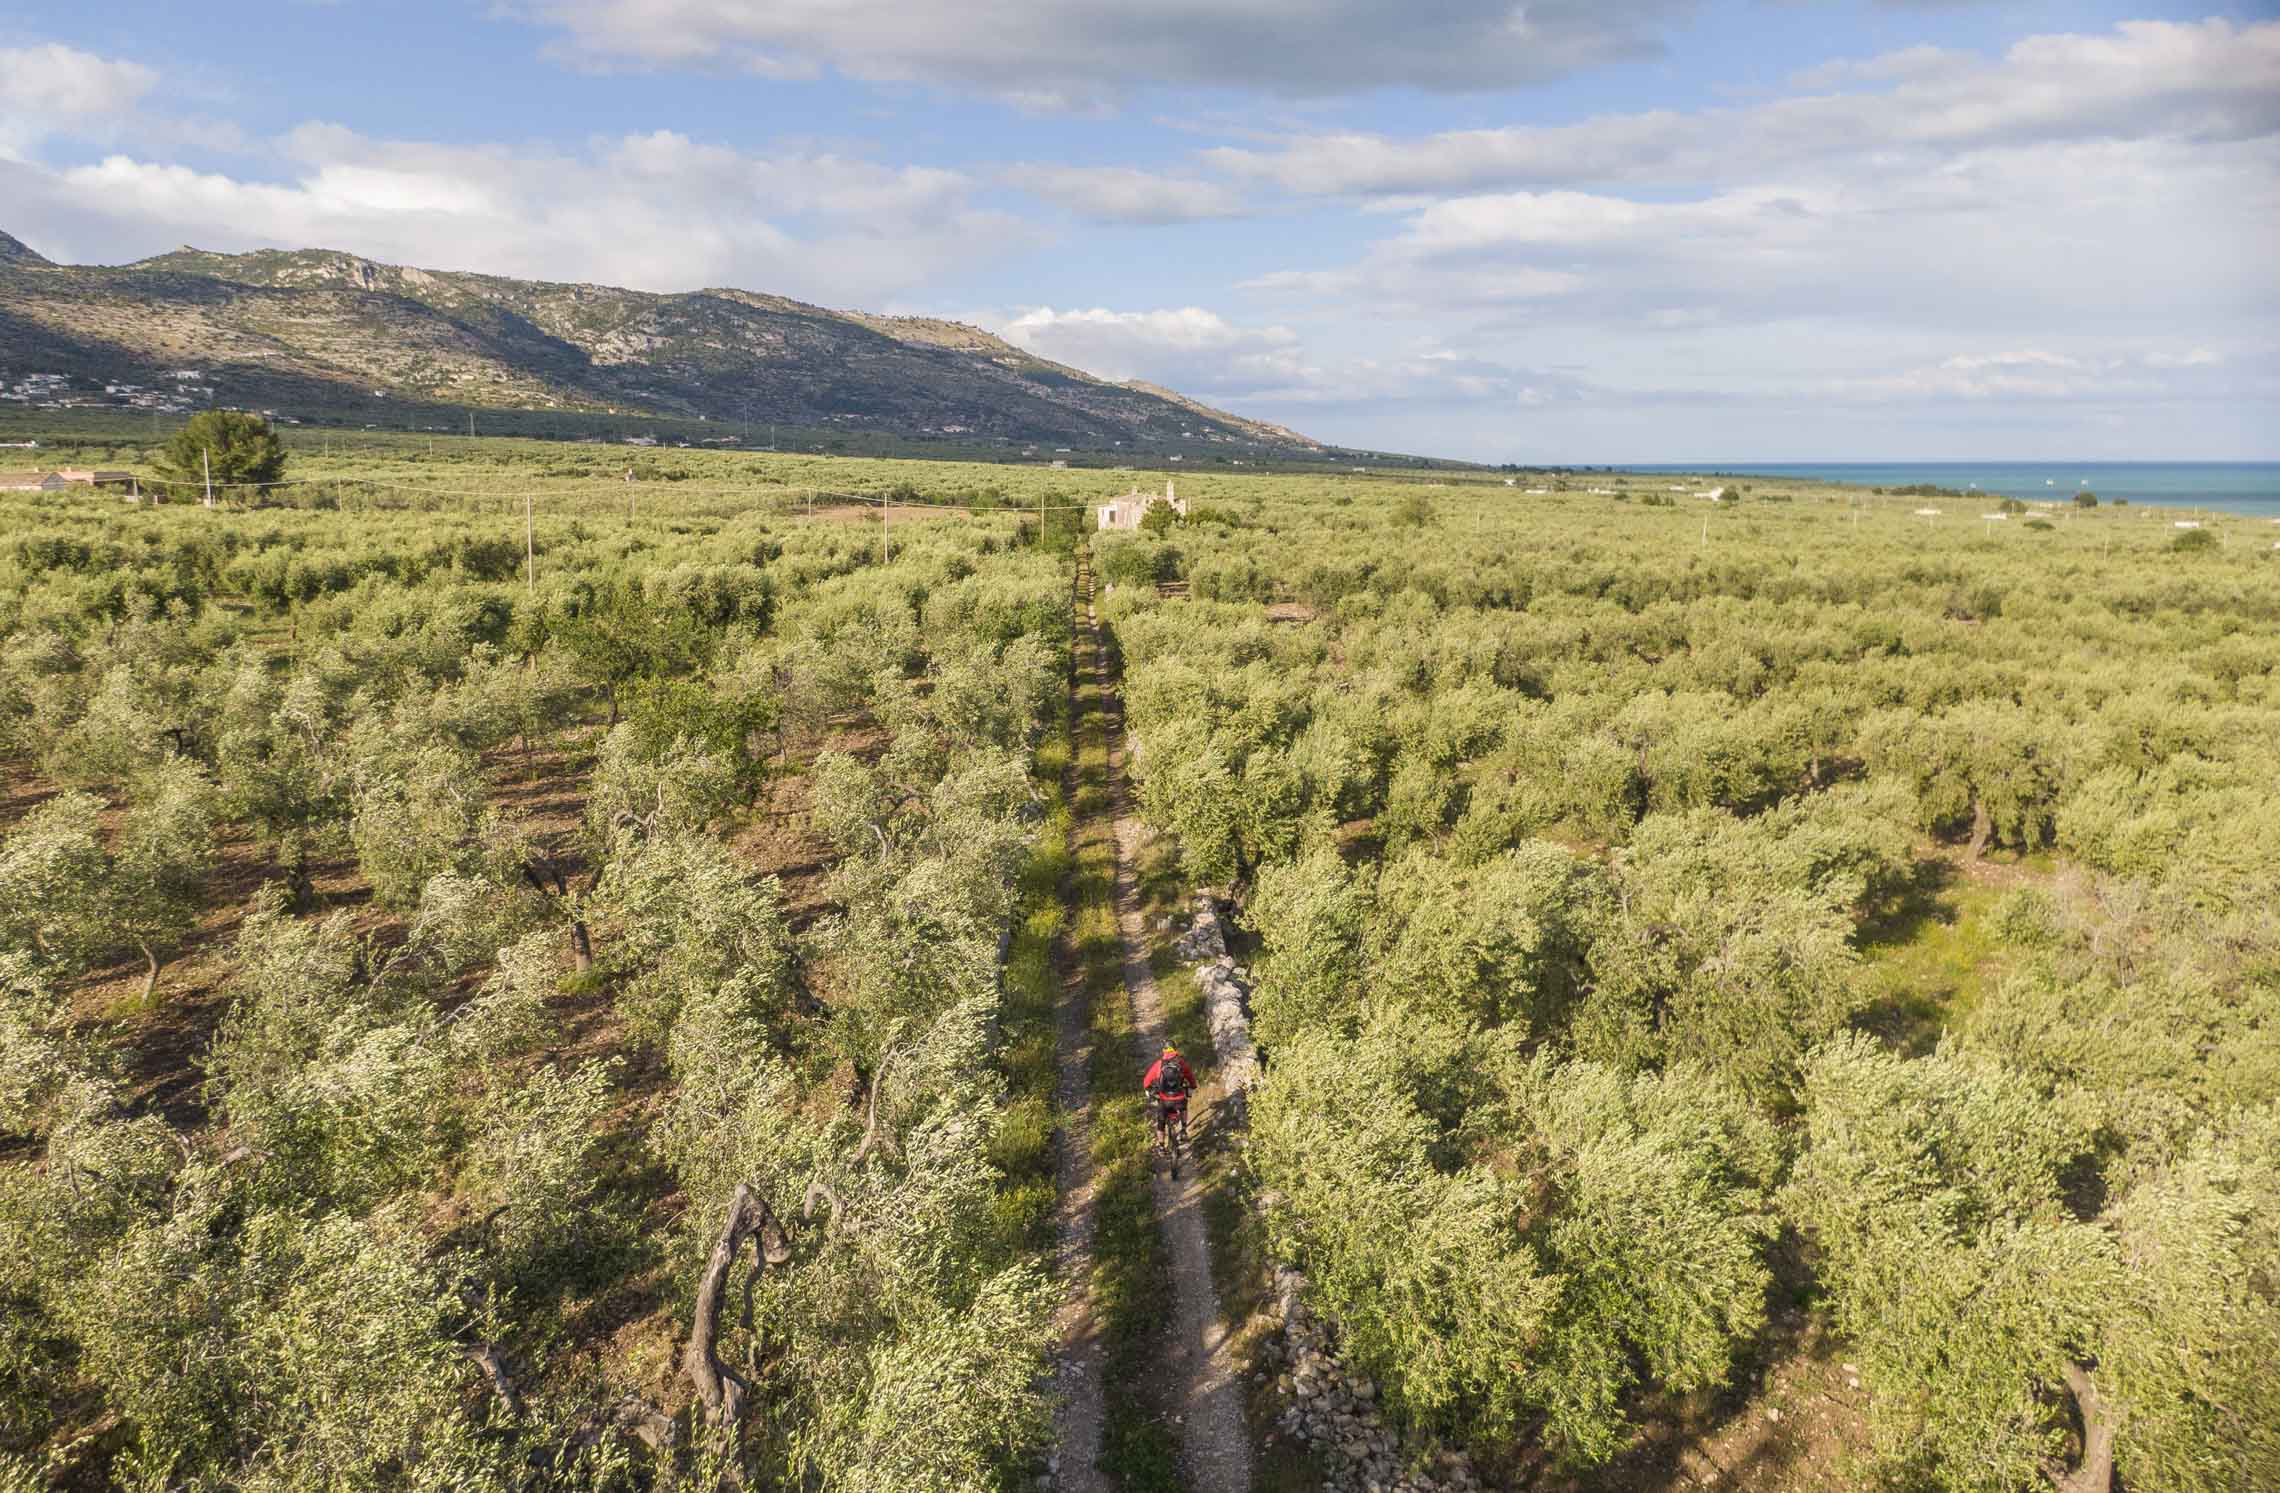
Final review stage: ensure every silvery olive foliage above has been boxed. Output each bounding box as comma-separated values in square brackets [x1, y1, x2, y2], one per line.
[0, 761, 218, 999]
[1784, 1037, 2280, 1493]
[1252, 1012, 1781, 1463]
[0, 486, 1072, 1484]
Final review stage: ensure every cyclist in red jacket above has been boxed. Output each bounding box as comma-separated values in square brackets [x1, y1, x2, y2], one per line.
[1142, 1044, 1196, 1151]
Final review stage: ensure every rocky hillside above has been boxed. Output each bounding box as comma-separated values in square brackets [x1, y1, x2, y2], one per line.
[0, 232, 1319, 453]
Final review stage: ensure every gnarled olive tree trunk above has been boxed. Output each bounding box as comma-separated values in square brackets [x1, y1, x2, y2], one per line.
[521, 851, 599, 971]
[684, 1182, 794, 1428]
[1966, 793, 1993, 861]
[2053, 1363, 2115, 1493]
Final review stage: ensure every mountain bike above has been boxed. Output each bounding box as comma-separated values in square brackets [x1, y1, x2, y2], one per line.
[1153, 1094, 1189, 1178]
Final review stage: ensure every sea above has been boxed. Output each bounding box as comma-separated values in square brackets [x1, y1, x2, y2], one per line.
[1618, 462, 2280, 519]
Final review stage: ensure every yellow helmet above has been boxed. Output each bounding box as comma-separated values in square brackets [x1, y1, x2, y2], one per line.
[1161, 1044, 1179, 1057]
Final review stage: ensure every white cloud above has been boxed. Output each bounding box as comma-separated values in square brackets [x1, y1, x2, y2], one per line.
[1785, 43, 1971, 91]
[1220, 21, 2280, 362]
[1853, 349, 2113, 401]
[0, 43, 159, 159]
[1204, 113, 1699, 197]
[8, 123, 1033, 305]
[1002, 164, 1249, 223]
[514, 0, 1695, 103]
[994, 305, 1298, 388]
[1232, 350, 1596, 409]
[988, 303, 1603, 413]
[1834, 346, 2256, 403]
[1208, 19, 2280, 196]
[1243, 259, 1584, 307]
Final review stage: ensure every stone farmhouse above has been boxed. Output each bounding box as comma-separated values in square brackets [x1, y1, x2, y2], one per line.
[1098, 480, 1186, 531]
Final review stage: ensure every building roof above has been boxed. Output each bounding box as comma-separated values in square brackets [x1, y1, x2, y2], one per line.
[0, 471, 49, 489]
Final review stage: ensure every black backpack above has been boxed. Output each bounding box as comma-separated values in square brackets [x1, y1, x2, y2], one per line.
[1156, 1059, 1190, 1098]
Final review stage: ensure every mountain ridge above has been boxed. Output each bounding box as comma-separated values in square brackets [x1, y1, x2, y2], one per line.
[0, 234, 1319, 453]
[0, 230, 52, 266]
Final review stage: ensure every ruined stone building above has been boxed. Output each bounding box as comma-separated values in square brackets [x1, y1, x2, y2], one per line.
[1098, 479, 1186, 531]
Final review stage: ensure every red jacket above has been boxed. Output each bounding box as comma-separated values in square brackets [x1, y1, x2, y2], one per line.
[1143, 1054, 1195, 1099]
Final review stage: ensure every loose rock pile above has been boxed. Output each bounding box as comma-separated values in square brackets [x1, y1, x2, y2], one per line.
[1172, 896, 1229, 961]
[1262, 1268, 1483, 1493]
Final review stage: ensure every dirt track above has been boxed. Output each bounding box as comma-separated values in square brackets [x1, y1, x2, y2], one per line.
[1091, 564, 1254, 1493]
[1049, 557, 1112, 1493]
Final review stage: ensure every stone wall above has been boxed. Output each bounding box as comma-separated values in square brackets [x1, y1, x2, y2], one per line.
[1263, 1267, 1484, 1493]
[1176, 896, 1258, 1098]
[1173, 895, 1483, 1493]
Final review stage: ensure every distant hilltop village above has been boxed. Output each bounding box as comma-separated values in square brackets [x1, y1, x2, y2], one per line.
[6, 368, 206, 414]
[2, 366, 300, 431]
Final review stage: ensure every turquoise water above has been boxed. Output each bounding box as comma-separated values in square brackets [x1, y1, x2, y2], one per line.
[1620, 462, 2280, 518]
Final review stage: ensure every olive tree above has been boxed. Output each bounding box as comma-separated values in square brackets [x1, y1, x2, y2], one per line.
[1365, 842, 1607, 1039]
[1861, 699, 2067, 859]
[0, 763, 217, 1003]
[206, 900, 451, 1211]
[1253, 1016, 1783, 1465]
[348, 740, 492, 910]
[1785, 1036, 2280, 1493]
[215, 664, 352, 910]
[1577, 808, 1878, 1107]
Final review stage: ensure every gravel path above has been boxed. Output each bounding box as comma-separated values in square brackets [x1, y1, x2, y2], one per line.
[1096, 596, 1255, 1493]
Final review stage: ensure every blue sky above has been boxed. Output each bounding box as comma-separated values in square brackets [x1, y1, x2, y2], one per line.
[2, 1, 2273, 460]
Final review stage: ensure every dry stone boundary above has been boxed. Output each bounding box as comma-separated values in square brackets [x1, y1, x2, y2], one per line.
[1169, 893, 1484, 1493]
[1175, 897, 1259, 1101]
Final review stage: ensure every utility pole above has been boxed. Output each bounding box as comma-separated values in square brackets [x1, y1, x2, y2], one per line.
[525, 492, 535, 592]
[202, 448, 214, 508]
[880, 496, 890, 566]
